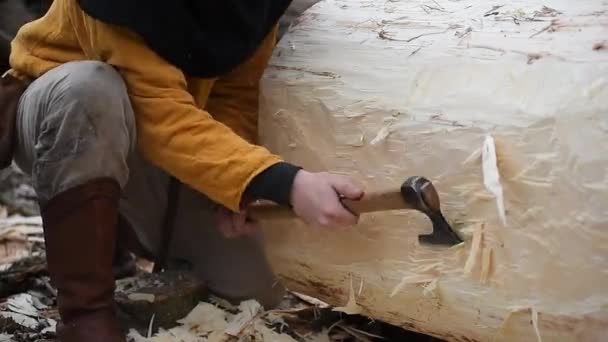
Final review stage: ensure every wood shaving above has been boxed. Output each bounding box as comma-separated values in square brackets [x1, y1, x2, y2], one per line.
[480, 247, 493, 284]
[390, 274, 437, 297]
[369, 122, 394, 145]
[225, 300, 262, 336]
[333, 277, 363, 315]
[464, 223, 483, 276]
[422, 279, 439, 299]
[482, 135, 507, 226]
[7, 293, 46, 317]
[531, 307, 543, 342]
[147, 314, 156, 338]
[128, 293, 156, 303]
[177, 302, 228, 334]
[0, 312, 38, 329]
[290, 291, 330, 308]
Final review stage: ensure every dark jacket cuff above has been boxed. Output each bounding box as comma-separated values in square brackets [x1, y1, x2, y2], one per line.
[245, 162, 302, 206]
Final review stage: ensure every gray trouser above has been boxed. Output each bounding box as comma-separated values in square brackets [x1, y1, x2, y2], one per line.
[13, 61, 284, 308]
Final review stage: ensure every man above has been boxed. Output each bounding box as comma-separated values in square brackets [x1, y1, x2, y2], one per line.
[0, 0, 365, 341]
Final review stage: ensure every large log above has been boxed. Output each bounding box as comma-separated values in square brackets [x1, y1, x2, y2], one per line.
[258, 0, 608, 341]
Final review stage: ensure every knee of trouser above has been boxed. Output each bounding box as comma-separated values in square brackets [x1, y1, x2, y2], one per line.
[36, 61, 136, 160]
[55, 61, 135, 139]
[31, 61, 136, 201]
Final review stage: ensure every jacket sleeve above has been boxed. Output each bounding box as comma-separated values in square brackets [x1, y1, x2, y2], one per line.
[68, 5, 283, 211]
[203, 26, 278, 144]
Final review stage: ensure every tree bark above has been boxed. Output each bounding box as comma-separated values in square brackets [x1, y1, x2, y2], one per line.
[258, 0, 608, 341]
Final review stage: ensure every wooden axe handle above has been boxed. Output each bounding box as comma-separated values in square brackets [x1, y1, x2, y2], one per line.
[341, 190, 409, 214]
[248, 190, 407, 221]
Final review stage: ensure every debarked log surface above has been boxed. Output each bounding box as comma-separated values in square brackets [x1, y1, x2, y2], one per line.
[258, 0, 608, 341]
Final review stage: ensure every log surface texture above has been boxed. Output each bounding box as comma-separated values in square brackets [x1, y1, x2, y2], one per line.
[258, 0, 608, 341]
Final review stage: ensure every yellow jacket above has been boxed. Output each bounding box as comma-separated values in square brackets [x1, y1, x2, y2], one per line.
[9, 0, 283, 211]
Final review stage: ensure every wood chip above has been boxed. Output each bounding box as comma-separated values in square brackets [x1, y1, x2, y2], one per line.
[127, 293, 156, 303]
[225, 300, 262, 336]
[290, 291, 330, 308]
[332, 277, 362, 315]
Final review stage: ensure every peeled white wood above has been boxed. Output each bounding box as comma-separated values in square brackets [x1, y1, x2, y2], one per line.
[258, 0, 608, 341]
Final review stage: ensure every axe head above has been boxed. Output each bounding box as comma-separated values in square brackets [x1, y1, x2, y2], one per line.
[400, 176, 463, 246]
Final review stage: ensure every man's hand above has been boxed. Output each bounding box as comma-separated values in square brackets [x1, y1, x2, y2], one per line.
[216, 170, 364, 235]
[290, 170, 364, 227]
[214, 205, 259, 238]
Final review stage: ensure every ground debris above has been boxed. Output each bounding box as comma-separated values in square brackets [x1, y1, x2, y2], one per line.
[116, 270, 207, 334]
[122, 286, 447, 342]
[0, 292, 58, 341]
[0, 165, 38, 217]
[0, 210, 47, 299]
[0, 168, 443, 342]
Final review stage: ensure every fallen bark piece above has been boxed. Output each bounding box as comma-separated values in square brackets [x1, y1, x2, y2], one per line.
[115, 270, 207, 333]
[258, 0, 608, 341]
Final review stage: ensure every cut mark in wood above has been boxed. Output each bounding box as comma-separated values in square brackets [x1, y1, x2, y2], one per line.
[455, 27, 473, 39]
[527, 53, 543, 64]
[430, 0, 445, 11]
[409, 46, 423, 57]
[420, 4, 447, 14]
[430, 114, 467, 127]
[467, 44, 563, 64]
[484, 5, 505, 17]
[529, 19, 560, 38]
[533, 6, 563, 18]
[269, 65, 340, 78]
[593, 41, 607, 51]
[378, 26, 456, 43]
[403, 27, 455, 43]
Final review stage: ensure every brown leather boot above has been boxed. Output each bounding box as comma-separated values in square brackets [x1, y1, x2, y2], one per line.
[41, 178, 126, 342]
[112, 215, 141, 280]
